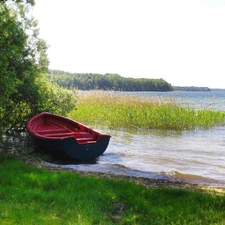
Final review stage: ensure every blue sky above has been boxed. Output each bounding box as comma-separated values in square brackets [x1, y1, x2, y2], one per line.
[33, 0, 225, 88]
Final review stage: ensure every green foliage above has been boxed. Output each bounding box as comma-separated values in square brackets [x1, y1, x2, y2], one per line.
[1, 0, 35, 6]
[0, 3, 26, 105]
[36, 75, 78, 116]
[1, 155, 225, 224]
[69, 91, 225, 130]
[48, 69, 173, 92]
[0, 1, 50, 131]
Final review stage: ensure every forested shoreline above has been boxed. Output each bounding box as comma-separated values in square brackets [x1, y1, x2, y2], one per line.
[48, 70, 211, 92]
[173, 86, 210, 92]
[48, 70, 173, 92]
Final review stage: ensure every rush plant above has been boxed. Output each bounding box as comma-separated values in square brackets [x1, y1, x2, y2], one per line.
[69, 91, 225, 130]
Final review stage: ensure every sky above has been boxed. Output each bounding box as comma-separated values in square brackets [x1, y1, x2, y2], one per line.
[33, 0, 225, 88]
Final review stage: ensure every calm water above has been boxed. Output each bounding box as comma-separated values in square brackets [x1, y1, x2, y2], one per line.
[44, 90, 225, 187]
[129, 89, 225, 111]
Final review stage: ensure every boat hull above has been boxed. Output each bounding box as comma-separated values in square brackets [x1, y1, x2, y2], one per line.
[26, 112, 111, 161]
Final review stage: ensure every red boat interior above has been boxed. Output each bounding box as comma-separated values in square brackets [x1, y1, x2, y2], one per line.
[30, 114, 98, 144]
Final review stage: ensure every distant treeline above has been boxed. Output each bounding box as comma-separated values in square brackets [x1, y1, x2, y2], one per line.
[48, 70, 173, 92]
[173, 86, 211, 91]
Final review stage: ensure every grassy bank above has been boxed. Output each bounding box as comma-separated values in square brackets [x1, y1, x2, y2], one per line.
[0, 155, 225, 224]
[69, 91, 225, 130]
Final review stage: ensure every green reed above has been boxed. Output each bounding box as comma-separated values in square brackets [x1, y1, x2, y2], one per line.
[69, 91, 225, 130]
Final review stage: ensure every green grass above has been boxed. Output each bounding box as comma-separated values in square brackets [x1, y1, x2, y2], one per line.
[1, 154, 225, 224]
[68, 91, 225, 130]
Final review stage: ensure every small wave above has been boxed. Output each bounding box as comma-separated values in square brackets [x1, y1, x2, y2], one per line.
[163, 170, 225, 186]
[43, 161, 225, 187]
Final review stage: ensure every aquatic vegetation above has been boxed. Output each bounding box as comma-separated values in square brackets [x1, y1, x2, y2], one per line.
[69, 91, 225, 130]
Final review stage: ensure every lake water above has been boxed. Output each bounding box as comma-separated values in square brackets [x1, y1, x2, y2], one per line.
[129, 89, 225, 111]
[45, 90, 225, 187]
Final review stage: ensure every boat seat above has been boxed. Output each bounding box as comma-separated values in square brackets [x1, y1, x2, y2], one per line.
[36, 128, 69, 134]
[79, 132, 92, 138]
[41, 132, 74, 137]
[76, 137, 96, 144]
[74, 131, 93, 138]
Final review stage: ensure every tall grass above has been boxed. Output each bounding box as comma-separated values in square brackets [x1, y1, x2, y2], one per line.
[69, 91, 225, 130]
[1, 154, 225, 224]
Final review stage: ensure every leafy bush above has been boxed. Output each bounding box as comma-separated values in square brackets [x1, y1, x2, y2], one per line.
[36, 75, 78, 116]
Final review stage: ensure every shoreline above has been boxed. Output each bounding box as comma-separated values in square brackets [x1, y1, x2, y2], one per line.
[21, 154, 225, 195]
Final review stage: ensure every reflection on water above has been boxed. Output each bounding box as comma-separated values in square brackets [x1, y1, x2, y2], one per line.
[0, 131, 33, 155]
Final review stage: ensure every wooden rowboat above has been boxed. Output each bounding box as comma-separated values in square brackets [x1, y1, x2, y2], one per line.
[26, 112, 111, 161]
